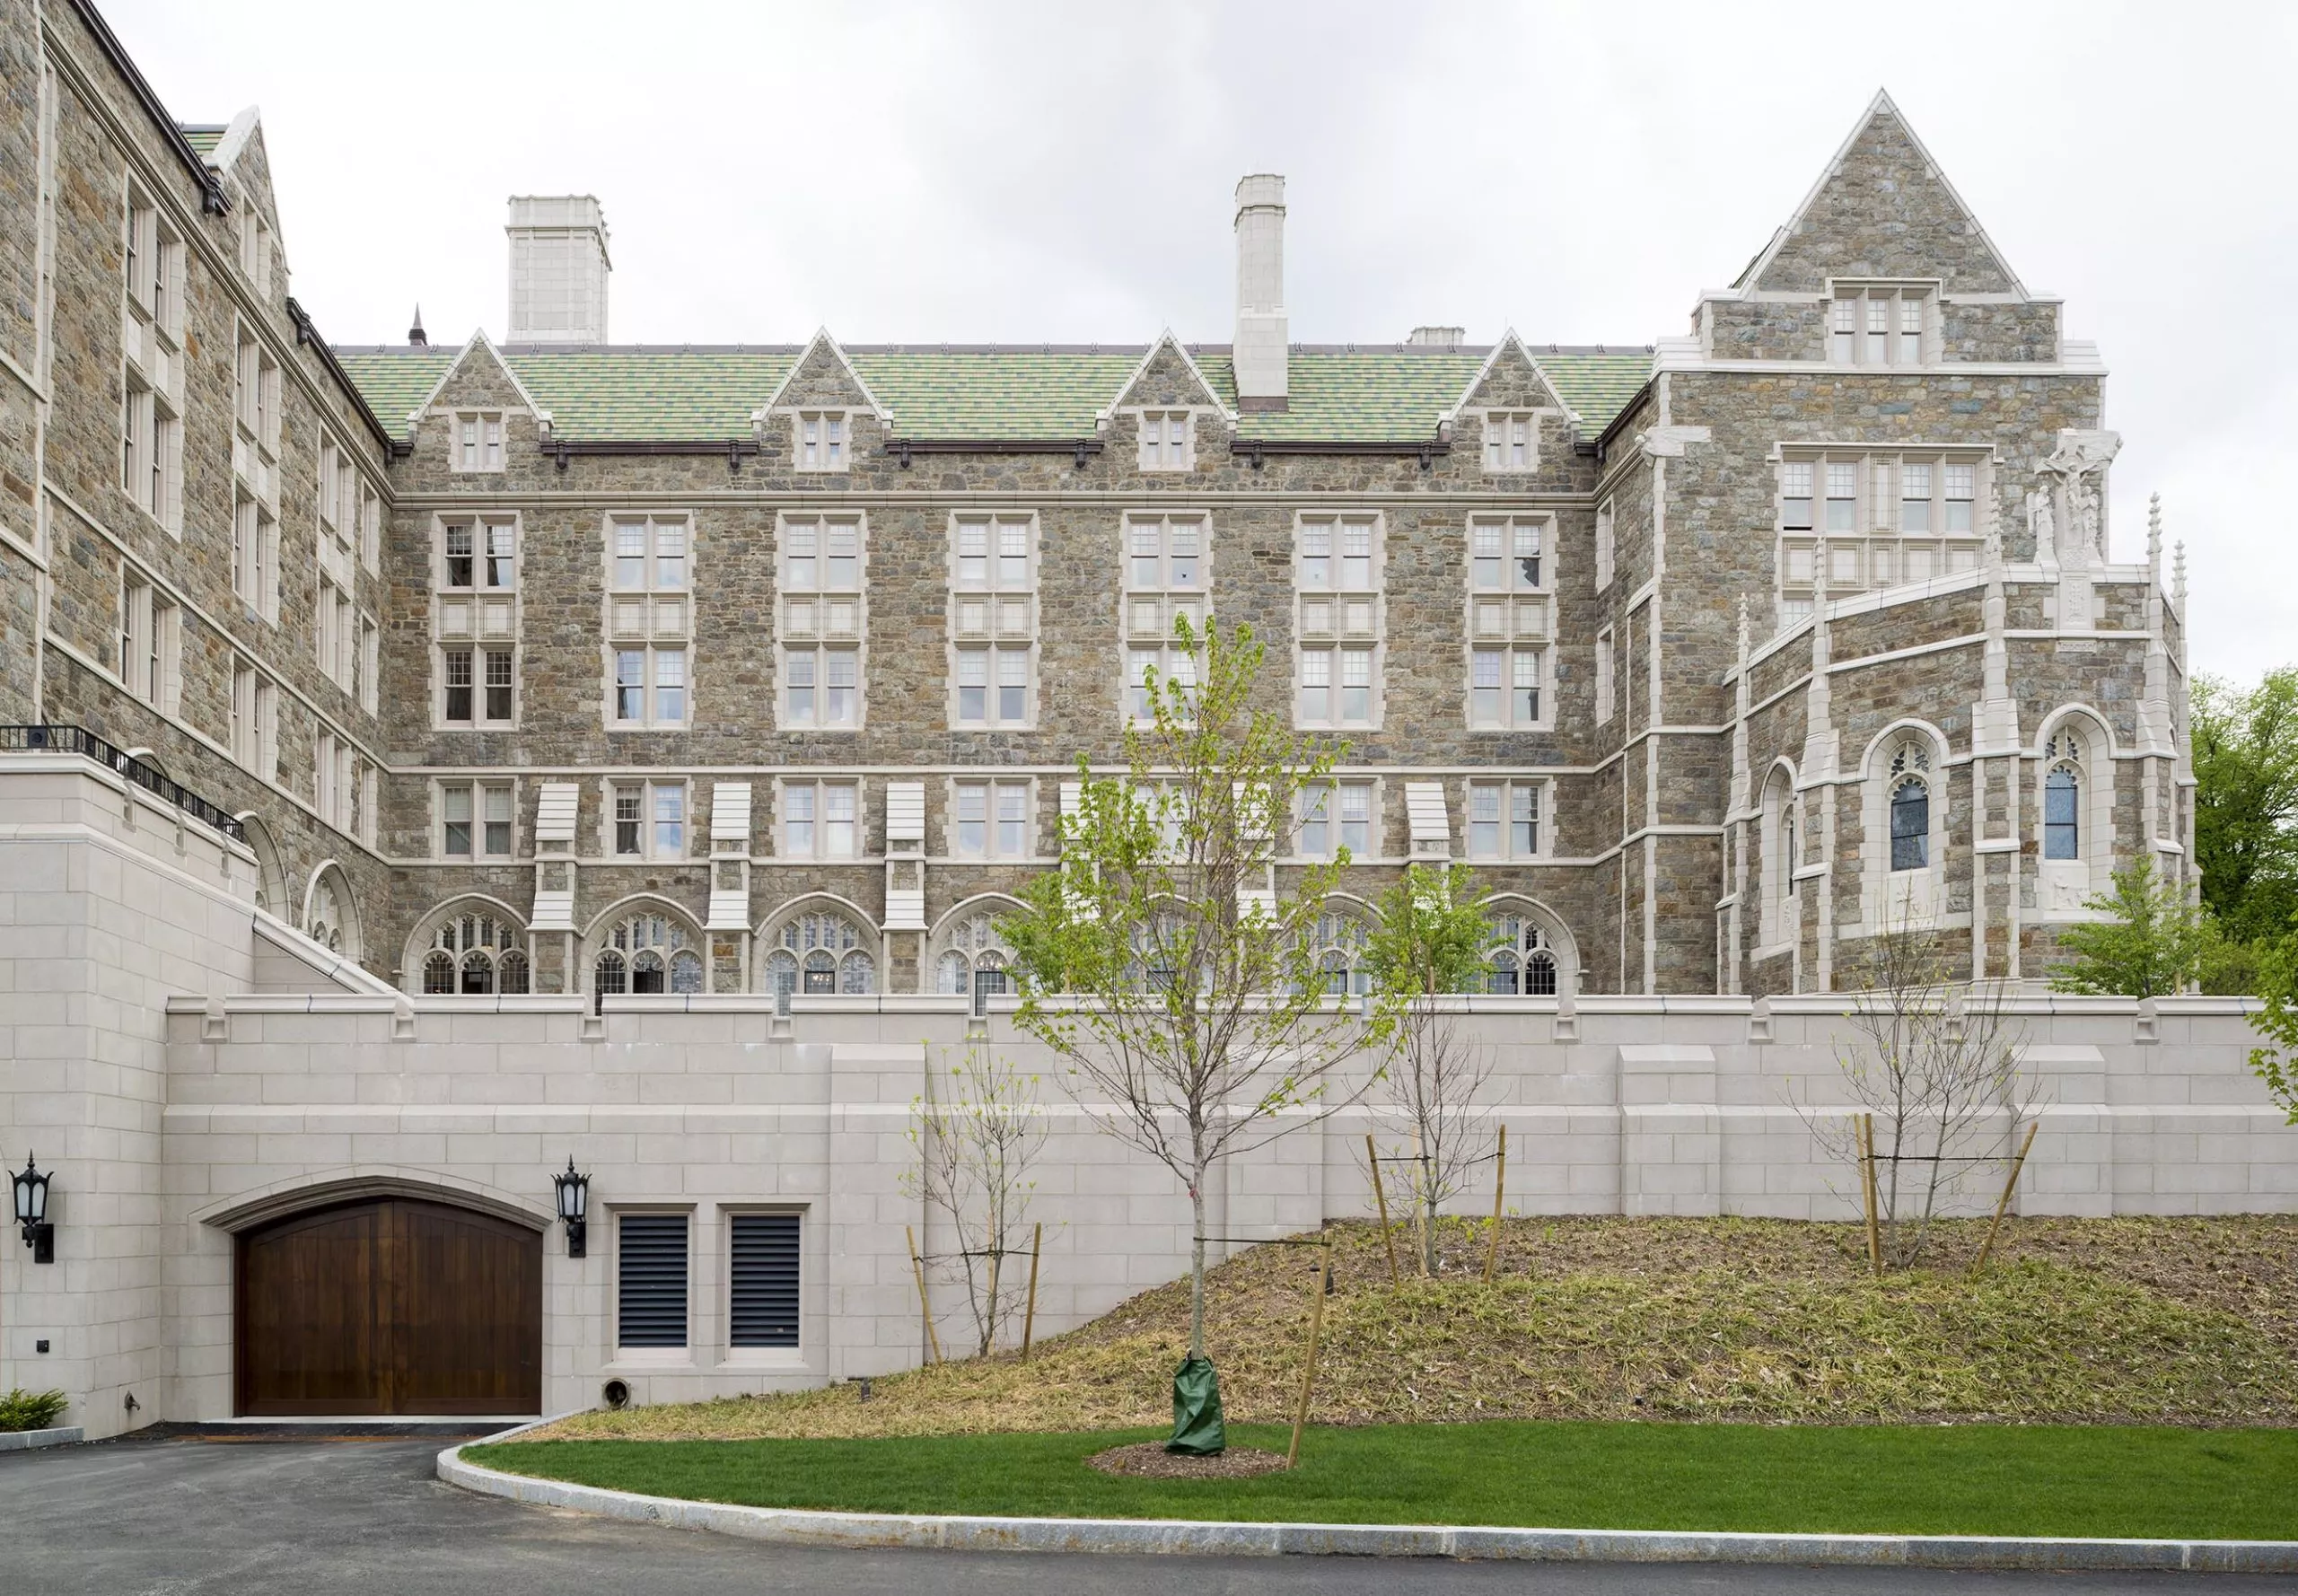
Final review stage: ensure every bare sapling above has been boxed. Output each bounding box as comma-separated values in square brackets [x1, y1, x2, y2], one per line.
[902, 1040, 1047, 1357]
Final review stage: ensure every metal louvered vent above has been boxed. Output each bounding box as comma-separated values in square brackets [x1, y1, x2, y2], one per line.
[618, 1214, 689, 1348]
[729, 1213, 801, 1348]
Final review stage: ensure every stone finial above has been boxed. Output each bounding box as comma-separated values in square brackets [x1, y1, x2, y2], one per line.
[2147, 492, 2163, 568]
[1735, 594, 1751, 667]
[2173, 539, 2188, 609]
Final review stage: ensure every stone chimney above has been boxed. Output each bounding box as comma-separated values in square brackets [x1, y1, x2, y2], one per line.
[1232, 174, 1287, 412]
[506, 195, 611, 345]
[1408, 326, 1463, 350]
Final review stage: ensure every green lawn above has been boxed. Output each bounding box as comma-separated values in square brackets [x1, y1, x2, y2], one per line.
[469, 1421, 2298, 1541]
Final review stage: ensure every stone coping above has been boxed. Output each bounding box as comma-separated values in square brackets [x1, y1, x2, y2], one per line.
[0, 1426, 84, 1451]
[438, 1424, 2298, 1572]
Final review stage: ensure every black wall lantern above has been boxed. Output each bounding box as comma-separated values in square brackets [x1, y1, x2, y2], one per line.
[14, 1153, 54, 1265]
[553, 1157, 590, 1258]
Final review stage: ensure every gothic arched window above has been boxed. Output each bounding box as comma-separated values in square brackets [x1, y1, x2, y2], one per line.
[934, 911, 1014, 1001]
[423, 909, 530, 995]
[304, 865, 361, 959]
[594, 909, 703, 995]
[1304, 908, 1371, 997]
[1886, 743, 1934, 873]
[1481, 911, 1559, 996]
[763, 908, 874, 996]
[2043, 729, 2083, 862]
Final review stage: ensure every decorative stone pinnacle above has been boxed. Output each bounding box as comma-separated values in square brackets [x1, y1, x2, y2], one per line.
[2172, 539, 2188, 604]
[2147, 492, 2162, 562]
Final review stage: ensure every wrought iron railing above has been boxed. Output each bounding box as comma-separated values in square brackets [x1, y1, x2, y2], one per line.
[0, 724, 248, 843]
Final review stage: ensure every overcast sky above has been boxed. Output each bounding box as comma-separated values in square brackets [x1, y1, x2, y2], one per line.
[108, 0, 2296, 683]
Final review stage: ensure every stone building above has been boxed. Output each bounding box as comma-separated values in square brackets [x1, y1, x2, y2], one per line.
[3, 1, 2256, 1439]
[0, 0, 2194, 1005]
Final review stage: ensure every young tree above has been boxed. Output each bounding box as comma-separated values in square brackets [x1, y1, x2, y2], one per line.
[902, 1042, 1046, 1358]
[1362, 863, 1496, 1275]
[2048, 856, 2206, 998]
[1001, 618, 1379, 1451]
[1811, 919, 2036, 1269]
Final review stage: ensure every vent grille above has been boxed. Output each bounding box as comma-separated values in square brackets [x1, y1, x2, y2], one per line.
[729, 1213, 801, 1349]
[617, 1214, 689, 1348]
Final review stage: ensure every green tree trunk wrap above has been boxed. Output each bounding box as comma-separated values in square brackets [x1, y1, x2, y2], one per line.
[1165, 1355, 1226, 1455]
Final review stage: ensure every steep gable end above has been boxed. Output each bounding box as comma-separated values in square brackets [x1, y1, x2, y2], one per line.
[419, 333, 547, 422]
[1108, 332, 1227, 418]
[1750, 93, 2022, 295]
[759, 329, 888, 422]
[1452, 331, 1568, 418]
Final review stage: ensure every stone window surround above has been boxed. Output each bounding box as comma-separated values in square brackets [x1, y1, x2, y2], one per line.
[120, 364, 182, 537]
[450, 410, 508, 474]
[928, 900, 1023, 998]
[756, 899, 880, 996]
[318, 428, 384, 578]
[2032, 707, 2118, 922]
[941, 775, 1039, 861]
[1293, 777, 1382, 864]
[1122, 509, 1212, 726]
[1823, 278, 1939, 369]
[588, 905, 709, 1004]
[945, 511, 1039, 732]
[605, 513, 693, 731]
[1133, 408, 1199, 472]
[1478, 408, 1546, 474]
[437, 640, 519, 731]
[1294, 511, 1385, 732]
[411, 901, 532, 997]
[438, 776, 518, 862]
[232, 492, 281, 623]
[117, 567, 180, 714]
[717, 1202, 811, 1364]
[434, 513, 522, 731]
[776, 776, 866, 862]
[777, 511, 868, 732]
[1461, 775, 1555, 864]
[1462, 513, 1556, 732]
[1594, 495, 1616, 592]
[1856, 723, 1952, 933]
[232, 317, 282, 487]
[792, 409, 852, 473]
[1757, 764, 1803, 958]
[601, 776, 690, 863]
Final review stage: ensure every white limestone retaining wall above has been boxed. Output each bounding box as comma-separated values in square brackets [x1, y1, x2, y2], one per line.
[3, 757, 2294, 1440]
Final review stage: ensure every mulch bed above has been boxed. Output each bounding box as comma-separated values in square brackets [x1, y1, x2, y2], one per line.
[1086, 1442, 1290, 1479]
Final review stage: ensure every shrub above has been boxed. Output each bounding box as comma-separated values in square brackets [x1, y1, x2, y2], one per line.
[0, 1388, 68, 1432]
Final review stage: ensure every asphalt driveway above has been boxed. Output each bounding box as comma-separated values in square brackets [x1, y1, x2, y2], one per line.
[1, 1431, 2285, 1595]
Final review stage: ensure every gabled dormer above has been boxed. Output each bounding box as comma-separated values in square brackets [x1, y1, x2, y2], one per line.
[756, 329, 889, 473]
[1105, 331, 1231, 472]
[414, 332, 549, 473]
[1444, 330, 1572, 472]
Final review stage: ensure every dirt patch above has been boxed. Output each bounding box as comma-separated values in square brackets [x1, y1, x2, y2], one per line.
[1086, 1442, 1290, 1479]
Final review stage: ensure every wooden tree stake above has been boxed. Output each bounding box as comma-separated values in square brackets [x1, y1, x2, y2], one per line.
[1969, 1121, 2039, 1277]
[1287, 1232, 1332, 1469]
[1021, 1221, 1043, 1358]
[985, 1245, 1003, 1355]
[1366, 1133, 1399, 1285]
[1483, 1124, 1508, 1284]
[1857, 1113, 1882, 1279]
[907, 1223, 943, 1364]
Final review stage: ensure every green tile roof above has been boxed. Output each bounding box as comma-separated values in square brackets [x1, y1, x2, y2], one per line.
[330, 343, 1654, 446]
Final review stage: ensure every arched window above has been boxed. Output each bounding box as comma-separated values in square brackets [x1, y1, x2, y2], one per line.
[594, 909, 703, 995]
[934, 911, 1014, 1001]
[1885, 742, 1933, 873]
[2043, 729, 2083, 862]
[1481, 911, 1559, 996]
[1760, 771, 1800, 947]
[240, 816, 287, 919]
[763, 908, 874, 996]
[304, 866, 360, 959]
[422, 909, 529, 995]
[1304, 909, 1371, 997]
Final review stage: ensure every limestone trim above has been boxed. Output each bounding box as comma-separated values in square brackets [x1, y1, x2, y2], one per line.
[2031, 704, 2118, 921]
[399, 893, 533, 994]
[1853, 720, 1952, 934]
[756, 893, 882, 995]
[192, 1168, 553, 1236]
[757, 329, 891, 425]
[1293, 510, 1385, 733]
[300, 860, 363, 959]
[927, 893, 1028, 997]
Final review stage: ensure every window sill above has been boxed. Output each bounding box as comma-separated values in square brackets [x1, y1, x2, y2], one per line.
[715, 1349, 809, 1372]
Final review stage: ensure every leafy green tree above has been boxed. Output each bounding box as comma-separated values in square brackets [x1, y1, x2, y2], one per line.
[1362, 864, 1496, 1274]
[2048, 855, 2206, 997]
[2194, 669, 2298, 951]
[2251, 932, 2298, 1124]
[1001, 618, 1379, 1450]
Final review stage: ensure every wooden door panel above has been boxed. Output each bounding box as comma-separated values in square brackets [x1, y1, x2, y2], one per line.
[237, 1197, 540, 1416]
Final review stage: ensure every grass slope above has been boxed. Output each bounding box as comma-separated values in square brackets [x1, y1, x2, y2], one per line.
[469, 1422, 2298, 1540]
[533, 1216, 2298, 1442]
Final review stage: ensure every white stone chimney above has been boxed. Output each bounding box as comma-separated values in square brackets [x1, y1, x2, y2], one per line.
[506, 195, 611, 345]
[1232, 174, 1288, 412]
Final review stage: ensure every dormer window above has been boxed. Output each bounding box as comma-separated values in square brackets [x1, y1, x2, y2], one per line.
[796, 411, 848, 471]
[453, 411, 505, 472]
[1828, 284, 1932, 367]
[1138, 411, 1194, 471]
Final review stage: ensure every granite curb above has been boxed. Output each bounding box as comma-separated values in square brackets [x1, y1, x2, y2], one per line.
[0, 1425, 83, 1452]
[437, 1427, 2298, 1573]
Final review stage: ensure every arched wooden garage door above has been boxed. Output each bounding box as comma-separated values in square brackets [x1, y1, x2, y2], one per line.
[236, 1197, 541, 1416]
